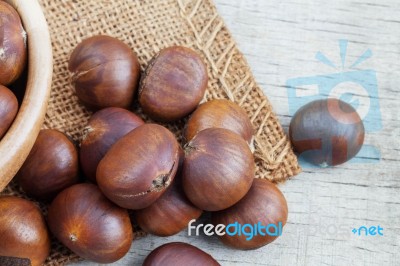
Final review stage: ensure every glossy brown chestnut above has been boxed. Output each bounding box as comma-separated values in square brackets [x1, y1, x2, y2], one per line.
[0, 2, 27, 85]
[97, 124, 180, 209]
[211, 179, 288, 249]
[69, 35, 140, 109]
[0, 85, 18, 139]
[183, 128, 254, 211]
[185, 99, 253, 143]
[139, 46, 208, 122]
[16, 129, 79, 201]
[0, 196, 51, 266]
[47, 183, 133, 263]
[143, 242, 220, 266]
[134, 172, 202, 236]
[80, 107, 144, 182]
[289, 98, 365, 166]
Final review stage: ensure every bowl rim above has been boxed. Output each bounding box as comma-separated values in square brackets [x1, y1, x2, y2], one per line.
[0, 0, 52, 191]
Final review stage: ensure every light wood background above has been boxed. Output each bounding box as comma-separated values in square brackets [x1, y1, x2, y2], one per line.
[74, 0, 400, 265]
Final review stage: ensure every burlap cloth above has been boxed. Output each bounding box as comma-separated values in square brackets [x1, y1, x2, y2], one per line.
[3, 0, 301, 264]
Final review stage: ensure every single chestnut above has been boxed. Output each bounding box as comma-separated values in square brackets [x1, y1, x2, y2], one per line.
[97, 124, 180, 209]
[185, 99, 253, 143]
[289, 98, 365, 166]
[16, 129, 79, 201]
[69, 35, 140, 109]
[0, 196, 50, 266]
[0, 2, 27, 85]
[0, 85, 18, 139]
[143, 242, 220, 266]
[139, 46, 208, 122]
[80, 107, 144, 182]
[183, 128, 254, 211]
[134, 173, 202, 236]
[211, 178, 288, 250]
[47, 183, 133, 263]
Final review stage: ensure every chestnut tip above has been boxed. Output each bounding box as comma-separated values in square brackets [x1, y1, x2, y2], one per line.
[132, 160, 176, 197]
[81, 126, 94, 142]
[151, 161, 176, 192]
[69, 234, 78, 242]
[183, 142, 198, 156]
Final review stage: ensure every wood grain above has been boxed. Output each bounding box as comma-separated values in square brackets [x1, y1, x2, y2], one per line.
[0, 0, 52, 190]
[73, 0, 399, 265]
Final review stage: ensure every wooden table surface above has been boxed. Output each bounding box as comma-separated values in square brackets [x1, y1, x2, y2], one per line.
[74, 0, 400, 265]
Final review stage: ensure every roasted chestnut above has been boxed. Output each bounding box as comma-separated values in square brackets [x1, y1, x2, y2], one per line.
[185, 99, 253, 143]
[211, 178, 288, 249]
[69, 35, 140, 109]
[97, 124, 180, 209]
[80, 107, 144, 182]
[0, 2, 27, 85]
[289, 98, 365, 166]
[47, 183, 133, 263]
[0, 85, 18, 139]
[139, 46, 208, 122]
[16, 129, 79, 201]
[143, 242, 220, 266]
[134, 173, 202, 236]
[183, 128, 254, 211]
[0, 196, 50, 266]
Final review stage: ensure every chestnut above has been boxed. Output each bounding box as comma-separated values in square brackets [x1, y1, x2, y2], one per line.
[183, 128, 254, 211]
[211, 178, 288, 250]
[47, 183, 133, 263]
[15, 129, 79, 201]
[185, 99, 253, 143]
[139, 46, 208, 122]
[97, 124, 180, 209]
[0, 85, 18, 139]
[289, 98, 365, 166]
[0, 2, 27, 85]
[0, 196, 50, 266]
[143, 242, 220, 266]
[134, 173, 202, 236]
[80, 107, 144, 182]
[69, 35, 140, 109]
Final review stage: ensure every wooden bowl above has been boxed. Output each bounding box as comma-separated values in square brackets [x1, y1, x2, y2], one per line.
[0, 0, 52, 191]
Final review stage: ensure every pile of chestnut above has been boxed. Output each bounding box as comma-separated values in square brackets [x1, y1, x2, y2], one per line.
[0, 2, 27, 140]
[0, 34, 289, 265]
